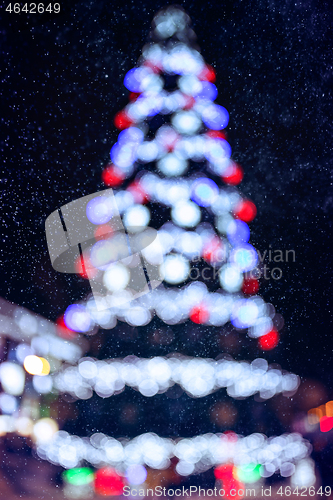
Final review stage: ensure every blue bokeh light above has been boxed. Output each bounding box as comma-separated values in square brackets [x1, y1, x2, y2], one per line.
[195, 81, 218, 101]
[118, 127, 144, 146]
[191, 178, 219, 207]
[110, 142, 137, 168]
[202, 104, 229, 130]
[227, 220, 250, 246]
[64, 304, 91, 333]
[230, 244, 258, 272]
[124, 68, 144, 92]
[230, 299, 259, 329]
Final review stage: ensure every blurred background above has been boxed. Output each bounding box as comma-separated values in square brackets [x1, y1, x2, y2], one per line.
[1, 0, 333, 497]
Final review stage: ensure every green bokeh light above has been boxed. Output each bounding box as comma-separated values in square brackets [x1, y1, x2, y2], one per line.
[63, 467, 94, 486]
[235, 463, 261, 483]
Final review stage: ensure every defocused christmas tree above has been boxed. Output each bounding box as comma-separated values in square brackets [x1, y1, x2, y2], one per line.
[0, 6, 317, 498]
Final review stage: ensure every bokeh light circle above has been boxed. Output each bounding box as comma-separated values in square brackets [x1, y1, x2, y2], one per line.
[171, 201, 201, 227]
[125, 465, 147, 485]
[103, 263, 130, 292]
[219, 264, 243, 293]
[202, 104, 229, 130]
[191, 178, 219, 207]
[64, 304, 92, 333]
[160, 254, 190, 284]
[86, 197, 113, 225]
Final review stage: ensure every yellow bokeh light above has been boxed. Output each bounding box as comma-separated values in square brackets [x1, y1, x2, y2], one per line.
[41, 357, 51, 375]
[32, 418, 58, 444]
[15, 417, 33, 437]
[24, 355, 50, 376]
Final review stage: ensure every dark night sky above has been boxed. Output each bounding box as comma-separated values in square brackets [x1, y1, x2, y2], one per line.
[1, 0, 333, 392]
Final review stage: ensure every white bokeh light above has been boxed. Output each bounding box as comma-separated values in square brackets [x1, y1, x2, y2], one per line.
[171, 110, 201, 135]
[219, 264, 243, 292]
[0, 362, 25, 396]
[171, 201, 201, 228]
[157, 153, 188, 176]
[123, 205, 150, 230]
[103, 263, 130, 292]
[160, 254, 190, 284]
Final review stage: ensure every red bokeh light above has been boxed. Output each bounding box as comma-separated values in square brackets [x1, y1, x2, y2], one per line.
[163, 133, 179, 152]
[129, 92, 141, 101]
[202, 237, 224, 265]
[127, 181, 149, 204]
[94, 224, 113, 241]
[214, 464, 234, 480]
[206, 130, 227, 140]
[189, 304, 210, 324]
[182, 94, 196, 110]
[242, 278, 259, 295]
[143, 60, 162, 73]
[234, 200, 257, 223]
[199, 64, 216, 82]
[222, 163, 244, 185]
[214, 464, 244, 500]
[223, 478, 245, 500]
[258, 329, 279, 350]
[320, 416, 333, 433]
[114, 110, 133, 130]
[74, 253, 98, 280]
[55, 316, 78, 340]
[102, 165, 125, 187]
[94, 468, 125, 496]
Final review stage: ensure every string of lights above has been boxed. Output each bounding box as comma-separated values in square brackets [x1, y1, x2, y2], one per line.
[36, 428, 311, 479]
[53, 356, 299, 400]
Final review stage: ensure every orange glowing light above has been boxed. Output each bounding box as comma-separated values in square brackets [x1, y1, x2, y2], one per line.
[258, 330, 279, 350]
[307, 408, 322, 425]
[326, 401, 333, 417]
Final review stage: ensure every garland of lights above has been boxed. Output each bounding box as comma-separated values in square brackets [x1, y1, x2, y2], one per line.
[53, 356, 299, 400]
[36, 429, 311, 480]
[69, 284, 281, 349]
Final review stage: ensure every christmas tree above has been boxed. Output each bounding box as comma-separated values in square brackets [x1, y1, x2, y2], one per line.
[1, 6, 316, 498]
